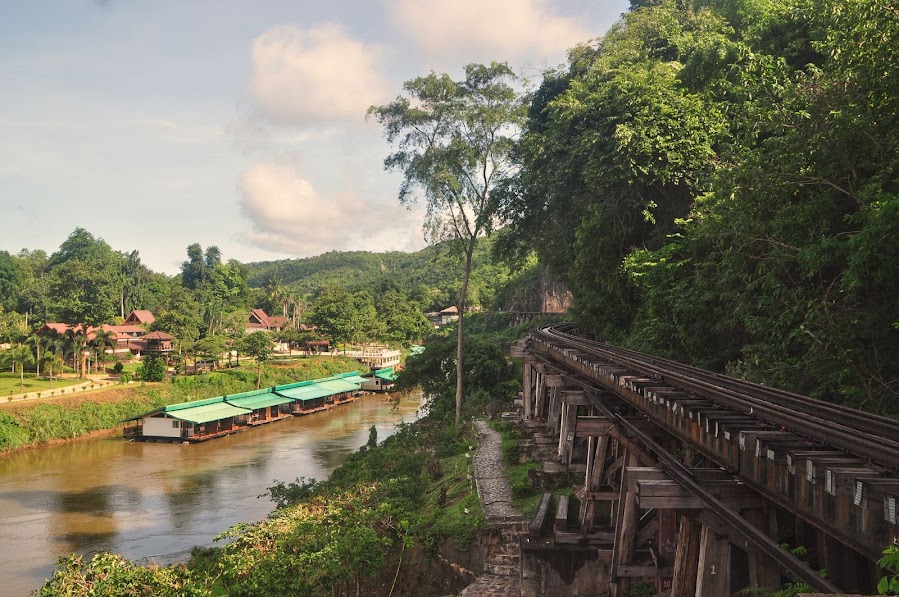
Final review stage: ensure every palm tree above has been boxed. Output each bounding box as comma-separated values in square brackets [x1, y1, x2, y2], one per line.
[25, 334, 47, 377]
[90, 328, 117, 374]
[64, 328, 87, 378]
[1, 345, 35, 394]
[41, 352, 65, 387]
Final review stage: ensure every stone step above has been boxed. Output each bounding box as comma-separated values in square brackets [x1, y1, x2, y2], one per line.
[484, 562, 518, 577]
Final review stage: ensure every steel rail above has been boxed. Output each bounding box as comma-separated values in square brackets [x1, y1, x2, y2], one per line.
[535, 325, 899, 469]
[529, 351, 842, 593]
[549, 324, 899, 440]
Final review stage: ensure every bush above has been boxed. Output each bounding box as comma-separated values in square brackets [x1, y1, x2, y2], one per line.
[113, 362, 124, 374]
[136, 356, 166, 382]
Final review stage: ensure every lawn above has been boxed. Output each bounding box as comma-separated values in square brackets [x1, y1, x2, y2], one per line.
[0, 374, 83, 397]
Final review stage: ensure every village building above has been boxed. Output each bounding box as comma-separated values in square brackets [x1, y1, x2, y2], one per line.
[141, 331, 174, 360]
[123, 310, 155, 326]
[245, 308, 289, 334]
[361, 367, 398, 392]
[425, 305, 459, 327]
[123, 372, 370, 442]
[344, 344, 401, 370]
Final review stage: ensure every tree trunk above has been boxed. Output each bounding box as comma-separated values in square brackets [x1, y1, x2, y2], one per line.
[454, 238, 477, 425]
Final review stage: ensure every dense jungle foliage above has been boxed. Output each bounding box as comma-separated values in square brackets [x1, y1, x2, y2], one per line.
[498, 0, 899, 414]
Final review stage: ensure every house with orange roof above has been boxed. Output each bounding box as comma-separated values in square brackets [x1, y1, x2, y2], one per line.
[124, 310, 155, 326]
[245, 308, 289, 333]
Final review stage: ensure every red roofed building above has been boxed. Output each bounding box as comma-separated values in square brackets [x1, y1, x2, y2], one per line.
[246, 309, 288, 333]
[142, 331, 174, 358]
[124, 310, 156, 326]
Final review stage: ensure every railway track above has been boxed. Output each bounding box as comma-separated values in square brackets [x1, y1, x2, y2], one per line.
[535, 324, 899, 470]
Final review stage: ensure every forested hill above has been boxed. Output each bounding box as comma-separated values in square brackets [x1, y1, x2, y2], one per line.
[498, 0, 899, 413]
[243, 238, 532, 312]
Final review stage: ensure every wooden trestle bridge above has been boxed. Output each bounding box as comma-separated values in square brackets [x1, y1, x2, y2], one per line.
[511, 324, 898, 596]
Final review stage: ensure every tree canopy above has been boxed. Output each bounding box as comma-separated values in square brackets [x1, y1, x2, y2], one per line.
[369, 62, 526, 423]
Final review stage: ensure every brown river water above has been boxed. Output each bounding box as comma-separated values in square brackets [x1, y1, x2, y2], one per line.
[0, 391, 423, 596]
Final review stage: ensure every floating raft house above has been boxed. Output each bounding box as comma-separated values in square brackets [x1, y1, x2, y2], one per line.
[361, 367, 398, 392]
[123, 371, 369, 443]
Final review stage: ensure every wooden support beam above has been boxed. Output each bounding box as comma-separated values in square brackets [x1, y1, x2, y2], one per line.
[617, 565, 674, 578]
[611, 452, 640, 597]
[636, 480, 761, 510]
[670, 515, 700, 597]
[825, 467, 879, 497]
[636, 517, 660, 547]
[555, 494, 569, 532]
[529, 493, 553, 538]
[608, 427, 657, 466]
[575, 417, 615, 436]
[522, 363, 533, 420]
[554, 530, 617, 544]
[745, 509, 781, 596]
[696, 523, 731, 597]
[544, 373, 564, 387]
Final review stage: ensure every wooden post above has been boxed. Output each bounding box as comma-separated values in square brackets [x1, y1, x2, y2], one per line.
[745, 509, 781, 595]
[522, 363, 533, 420]
[670, 515, 700, 597]
[558, 400, 569, 459]
[581, 434, 610, 532]
[696, 523, 731, 597]
[657, 508, 677, 592]
[535, 369, 545, 421]
[610, 452, 640, 597]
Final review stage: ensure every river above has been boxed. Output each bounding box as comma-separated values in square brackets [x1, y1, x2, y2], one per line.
[0, 391, 423, 596]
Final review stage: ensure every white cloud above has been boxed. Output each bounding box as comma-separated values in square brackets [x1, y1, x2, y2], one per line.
[247, 23, 389, 126]
[386, 0, 591, 68]
[239, 161, 425, 256]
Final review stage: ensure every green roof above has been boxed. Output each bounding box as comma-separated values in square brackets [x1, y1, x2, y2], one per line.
[373, 367, 398, 381]
[274, 385, 334, 401]
[124, 371, 366, 422]
[410, 345, 425, 355]
[226, 393, 293, 410]
[315, 379, 361, 394]
[167, 401, 252, 424]
[341, 374, 368, 384]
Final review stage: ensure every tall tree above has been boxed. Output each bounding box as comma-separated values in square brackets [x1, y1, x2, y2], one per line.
[1, 345, 35, 394]
[243, 331, 272, 389]
[369, 62, 525, 423]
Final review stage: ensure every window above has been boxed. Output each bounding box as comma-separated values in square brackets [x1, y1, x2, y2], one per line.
[172, 421, 180, 429]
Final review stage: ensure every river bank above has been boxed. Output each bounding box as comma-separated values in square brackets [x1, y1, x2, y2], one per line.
[0, 357, 363, 454]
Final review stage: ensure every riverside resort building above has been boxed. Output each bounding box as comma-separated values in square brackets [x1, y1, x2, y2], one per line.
[124, 371, 369, 442]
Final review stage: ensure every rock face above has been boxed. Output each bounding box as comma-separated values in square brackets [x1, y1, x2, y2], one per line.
[539, 273, 571, 314]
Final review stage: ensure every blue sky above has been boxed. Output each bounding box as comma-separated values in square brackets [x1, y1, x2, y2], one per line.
[1, 0, 629, 274]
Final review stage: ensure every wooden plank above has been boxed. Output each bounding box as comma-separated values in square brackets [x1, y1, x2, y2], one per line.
[575, 416, 615, 436]
[611, 452, 640, 597]
[529, 493, 553, 538]
[824, 467, 879, 496]
[854, 478, 899, 507]
[617, 565, 674, 578]
[670, 515, 700, 597]
[555, 494, 569, 532]
[554, 530, 617, 544]
[636, 517, 659, 547]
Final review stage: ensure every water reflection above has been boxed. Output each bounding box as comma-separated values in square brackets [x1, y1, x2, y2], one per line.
[0, 391, 422, 596]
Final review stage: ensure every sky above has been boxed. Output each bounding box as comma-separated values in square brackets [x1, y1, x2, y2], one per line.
[1, 0, 629, 274]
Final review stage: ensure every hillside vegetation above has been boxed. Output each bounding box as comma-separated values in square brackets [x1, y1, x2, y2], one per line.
[499, 0, 899, 414]
[244, 237, 525, 312]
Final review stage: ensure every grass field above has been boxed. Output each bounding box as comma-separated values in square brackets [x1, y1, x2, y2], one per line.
[0, 374, 82, 397]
